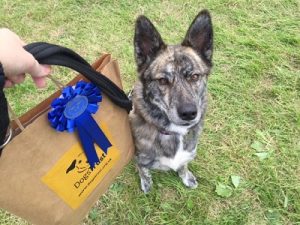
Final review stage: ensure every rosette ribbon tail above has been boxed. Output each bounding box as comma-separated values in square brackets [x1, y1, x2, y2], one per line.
[76, 111, 112, 170]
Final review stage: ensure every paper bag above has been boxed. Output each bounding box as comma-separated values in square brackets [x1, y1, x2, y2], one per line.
[0, 54, 134, 225]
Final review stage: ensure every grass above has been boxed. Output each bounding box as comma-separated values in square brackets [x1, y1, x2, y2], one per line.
[0, 0, 299, 224]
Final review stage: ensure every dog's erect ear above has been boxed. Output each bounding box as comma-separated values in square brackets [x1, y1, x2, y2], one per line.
[182, 10, 213, 65]
[134, 16, 166, 72]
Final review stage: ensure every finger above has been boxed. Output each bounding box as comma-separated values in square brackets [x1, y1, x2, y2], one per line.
[24, 53, 51, 78]
[41, 64, 51, 73]
[32, 76, 46, 88]
[8, 74, 25, 84]
[31, 65, 51, 88]
[4, 79, 14, 88]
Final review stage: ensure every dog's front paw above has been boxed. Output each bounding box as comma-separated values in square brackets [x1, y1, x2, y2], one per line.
[140, 178, 153, 193]
[181, 171, 198, 189]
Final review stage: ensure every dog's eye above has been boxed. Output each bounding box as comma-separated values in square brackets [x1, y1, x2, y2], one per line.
[158, 78, 169, 85]
[189, 74, 200, 82]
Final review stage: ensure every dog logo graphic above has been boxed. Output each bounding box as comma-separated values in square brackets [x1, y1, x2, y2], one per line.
[66, 153, 90, 174]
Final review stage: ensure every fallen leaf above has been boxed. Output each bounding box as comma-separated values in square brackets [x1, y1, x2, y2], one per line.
[265, 209, 281, 224]
[254, 152, 269, 160]
[251, 140, 265, 152]
[216, 183, 233, 198]
[231, 175, 241, 188]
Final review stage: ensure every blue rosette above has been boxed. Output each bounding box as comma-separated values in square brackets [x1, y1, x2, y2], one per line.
[48, 80, 112, 169]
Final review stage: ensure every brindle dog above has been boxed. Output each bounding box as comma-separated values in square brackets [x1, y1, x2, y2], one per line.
[130, 10, 213, 193]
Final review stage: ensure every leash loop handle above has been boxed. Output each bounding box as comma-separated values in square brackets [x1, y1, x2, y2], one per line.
[24, 42, 132, 113]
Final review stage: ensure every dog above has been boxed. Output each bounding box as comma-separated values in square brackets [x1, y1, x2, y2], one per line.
[129, 10, 213, 193]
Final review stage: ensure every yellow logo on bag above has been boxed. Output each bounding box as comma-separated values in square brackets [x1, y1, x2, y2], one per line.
[42, 123, 120, 209]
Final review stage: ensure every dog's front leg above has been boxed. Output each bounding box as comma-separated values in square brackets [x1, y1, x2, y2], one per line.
[137, 165, 153, 193]
[178, 164, 198, 189]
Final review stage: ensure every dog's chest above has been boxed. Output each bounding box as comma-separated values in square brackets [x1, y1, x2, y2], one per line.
[155, 135, 195, 171]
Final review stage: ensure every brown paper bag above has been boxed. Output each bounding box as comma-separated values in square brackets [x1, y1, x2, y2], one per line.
[0, 54, 134, 225]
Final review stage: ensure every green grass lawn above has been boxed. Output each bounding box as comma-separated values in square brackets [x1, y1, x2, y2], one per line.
[0, 0, 299, 224]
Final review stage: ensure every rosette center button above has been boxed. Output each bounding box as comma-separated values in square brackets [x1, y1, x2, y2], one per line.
[64, 95, 89, 119]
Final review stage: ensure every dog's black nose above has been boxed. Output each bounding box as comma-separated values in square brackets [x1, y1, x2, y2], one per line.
[178, 104, 197, 121]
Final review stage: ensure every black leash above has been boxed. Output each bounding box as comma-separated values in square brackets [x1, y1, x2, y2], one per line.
[0, 42, 132, 149]
[0, 64, 9, 148]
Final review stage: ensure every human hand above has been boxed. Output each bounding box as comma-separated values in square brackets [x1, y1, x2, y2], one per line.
[0, 28, 51, 88]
